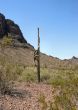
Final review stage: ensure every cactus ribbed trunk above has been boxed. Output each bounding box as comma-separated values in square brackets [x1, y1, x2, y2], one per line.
[37, 28, 40, 82]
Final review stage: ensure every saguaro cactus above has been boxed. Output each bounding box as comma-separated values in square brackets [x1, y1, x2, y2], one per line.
[34, 28, 40, 82]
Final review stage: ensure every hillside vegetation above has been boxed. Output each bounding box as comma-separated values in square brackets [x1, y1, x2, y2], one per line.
[0, 46, 78, 110]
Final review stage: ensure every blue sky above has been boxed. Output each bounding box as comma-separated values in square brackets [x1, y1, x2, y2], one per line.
[0, 0, 78, 59]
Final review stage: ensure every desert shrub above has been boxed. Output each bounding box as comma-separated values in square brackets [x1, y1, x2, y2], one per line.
[38, 93, 48, 110]
[52, 86, 77, 110]
[0, 66, 13, 94]
[18, 67, 36, 82]
[40, 68, 50, 82]
[41, 73, 50, 82]
[38, 93, 59, 110]
[23, 72, 35, 82]
[0, 55, 25, 94]
[1, 35, 13, 48]
[37, 68, 78, 109]
[47, 69, 78, 110]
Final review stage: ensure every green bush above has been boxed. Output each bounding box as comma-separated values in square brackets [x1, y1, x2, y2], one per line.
[19, 67, 36, 82]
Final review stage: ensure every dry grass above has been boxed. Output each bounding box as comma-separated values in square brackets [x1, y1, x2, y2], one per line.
[0, 46, 78, 109]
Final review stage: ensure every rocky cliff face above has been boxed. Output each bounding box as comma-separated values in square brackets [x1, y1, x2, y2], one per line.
[6, 19, 26, 43]
[0, 13, 34, 50]
[0, 13, 7, 37]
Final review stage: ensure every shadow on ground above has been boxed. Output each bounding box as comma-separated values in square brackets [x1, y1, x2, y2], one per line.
[10, 89, 32, 98]
[0, 88, 32, 99]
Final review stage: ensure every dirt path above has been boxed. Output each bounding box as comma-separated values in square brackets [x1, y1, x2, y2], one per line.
[0, 82, 54, 110]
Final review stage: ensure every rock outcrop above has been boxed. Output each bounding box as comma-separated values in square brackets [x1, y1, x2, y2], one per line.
[0, 13, 34, 50]
[6, 19, 26, 43]
[0, 13, 27, 42]
[0, 13, 7, 37]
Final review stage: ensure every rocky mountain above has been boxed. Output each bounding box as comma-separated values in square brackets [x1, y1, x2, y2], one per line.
[0, 13, 78, 69]
[0, 13, 34, 50]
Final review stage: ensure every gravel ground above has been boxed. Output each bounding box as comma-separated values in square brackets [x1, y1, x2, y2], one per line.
[0, 82, 54, 110]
